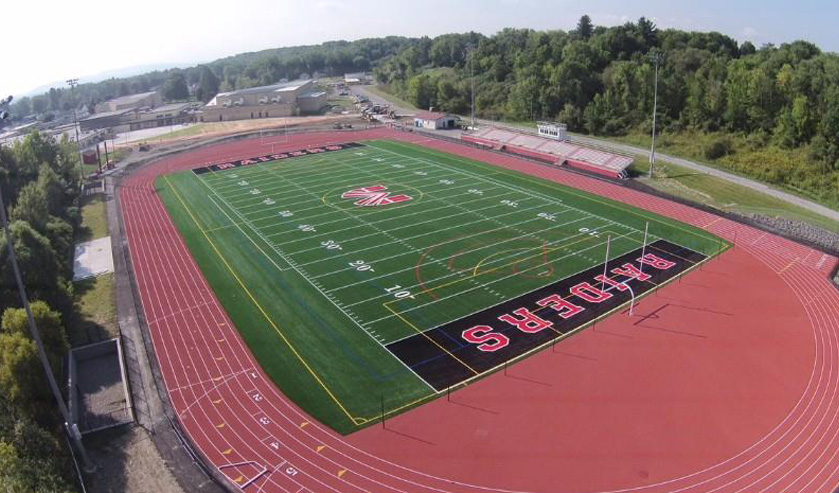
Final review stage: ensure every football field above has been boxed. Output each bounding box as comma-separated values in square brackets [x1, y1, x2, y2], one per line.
[158, 139, 725, 433]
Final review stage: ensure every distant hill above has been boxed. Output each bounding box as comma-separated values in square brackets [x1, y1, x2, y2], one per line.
[20, 62, 200, 97]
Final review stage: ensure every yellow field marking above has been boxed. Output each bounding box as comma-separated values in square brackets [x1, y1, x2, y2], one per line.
[222, 448, 233, 455]
[234, 476, 243, 483]
[405, 232, 615, 307]
[202, 223, 239, 234]
[470, 233, 607, 277]
[215, 356, 225, 361]
[299, 421, 309, 428]
[212, 377, 223, 382]
[212, 399, 222, 405]
[164, 176, 358, 426]
[778, 258, 798, 275]
[703, 217, 723, 229]
[384, 303, 479, 375]
[216, 422, 226, 429]
[316, 445, 326, 452]
[337, 469, 348, 478]
[472, 247, 532, 276]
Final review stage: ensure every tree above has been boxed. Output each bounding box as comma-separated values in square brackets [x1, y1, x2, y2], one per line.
[408, 74, 436, 110]
[162, 71, 189, 101]
[0, 221, 67, 315]
[195, 66, 220, 103]
[2, 302, 69, 376]
[636, 17, 659, 48]
[10, 183, 49, 232]
[740, 41, 757, 57]
[576, 15, 594, 40]
[0, 333, 46, 414]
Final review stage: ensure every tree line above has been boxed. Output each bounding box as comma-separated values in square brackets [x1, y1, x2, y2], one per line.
[8, 36, 413, 117]
[0, 133, 83, 491]
[372, 18, 839, 207]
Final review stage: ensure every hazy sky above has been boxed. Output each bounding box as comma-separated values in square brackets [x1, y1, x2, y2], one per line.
[5, 0, 838, 97]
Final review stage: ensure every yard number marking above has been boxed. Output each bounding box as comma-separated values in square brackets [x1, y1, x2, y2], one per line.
[349, 260, 374, 272]
[385, 285, 415, 300]
[321, 240, 342, 251]
[278, 210, 293, 218]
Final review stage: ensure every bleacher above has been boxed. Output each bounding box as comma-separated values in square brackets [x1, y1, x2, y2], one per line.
[462, 126, 634, 179]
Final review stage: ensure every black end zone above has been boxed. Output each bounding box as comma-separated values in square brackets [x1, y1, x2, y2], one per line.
[386, 240, 707, 391]
[192, 142, 365, 174]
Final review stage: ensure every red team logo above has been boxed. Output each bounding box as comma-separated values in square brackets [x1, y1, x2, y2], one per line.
[342, 185, 413, 207]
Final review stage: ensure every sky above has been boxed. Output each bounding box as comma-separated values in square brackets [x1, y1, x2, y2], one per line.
[4, 0, 839, 97]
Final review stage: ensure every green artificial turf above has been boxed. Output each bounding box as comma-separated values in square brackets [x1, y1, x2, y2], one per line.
[157, 139, 725, 433]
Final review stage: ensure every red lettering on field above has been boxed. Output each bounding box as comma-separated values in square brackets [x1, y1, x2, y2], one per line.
[462, 325, 510, 352]
[594, 274, 629, 291]
[638, 253, 676, 270]
[536, 294, 585, 319]
[570, 282, 613, 303]
[498, 308, 553, 334]
[610, 263, 652, 281]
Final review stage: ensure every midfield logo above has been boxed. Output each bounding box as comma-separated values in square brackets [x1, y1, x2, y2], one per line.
[341, 185, 413, 207]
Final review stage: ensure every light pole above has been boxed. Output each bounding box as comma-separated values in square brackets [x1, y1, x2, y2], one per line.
[66, 78, 84, 186]
[648, 51, 664, 178]
[466, 45, 476, 129]
[0, 97, 95, 472]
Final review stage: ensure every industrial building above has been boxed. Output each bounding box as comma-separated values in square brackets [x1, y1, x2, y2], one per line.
[199, 80, 327, 122]
[94, 91, 163, 113]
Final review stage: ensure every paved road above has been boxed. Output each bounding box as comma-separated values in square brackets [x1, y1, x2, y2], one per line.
[353, 84, 839, 224]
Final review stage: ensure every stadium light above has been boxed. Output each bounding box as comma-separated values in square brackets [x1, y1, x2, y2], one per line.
[649, 51, 665, 178]
[465, 44, 476, 129]
[66, 79, 84, 187]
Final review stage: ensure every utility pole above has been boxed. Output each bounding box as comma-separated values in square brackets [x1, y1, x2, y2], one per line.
[66, 79, 84, 186]
[648, 51, 664, 178]
[466, 45, 476, 129]
[0, 97, 95, 472]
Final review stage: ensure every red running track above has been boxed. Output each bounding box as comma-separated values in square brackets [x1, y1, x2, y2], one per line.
[119, 129, 839, 493]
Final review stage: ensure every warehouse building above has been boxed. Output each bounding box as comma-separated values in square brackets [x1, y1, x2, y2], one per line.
[199, 80, 327, 122]
[94, 91, 162, 113]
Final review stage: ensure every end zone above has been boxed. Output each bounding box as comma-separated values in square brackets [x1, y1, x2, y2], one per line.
[386, 239, 708, 390]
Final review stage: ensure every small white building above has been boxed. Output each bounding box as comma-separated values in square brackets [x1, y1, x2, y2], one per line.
[537, 121, 568, 141]
[413, 111, 458, 130]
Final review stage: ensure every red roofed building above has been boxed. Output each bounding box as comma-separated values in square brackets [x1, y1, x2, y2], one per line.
[413, 111, 458, 130]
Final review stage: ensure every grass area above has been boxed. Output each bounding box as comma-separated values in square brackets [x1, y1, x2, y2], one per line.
[70, 192, 118, 346]
[615, 130, 839, 213]
[365, 85, 419, 111]
[158, 139, 723, 433]
[77, 193, 109, 242]
[69, 274, 118, 346]
[629, 159, 839, 232]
